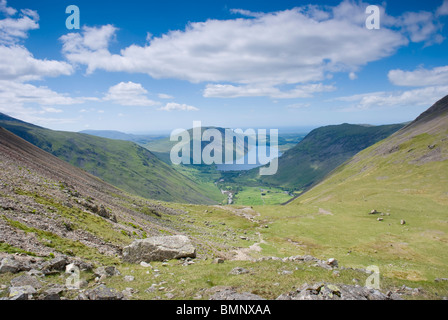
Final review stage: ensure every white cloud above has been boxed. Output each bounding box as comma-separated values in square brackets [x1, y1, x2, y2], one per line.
[0, 80, 86, 107]
[334, 86, 448, 110]
[388, 65, 448, 87]
[104, 81, 159, 107]
[60, 2, 407, 91]
[0, 0, 16, 16]
[349, 72, 358, 80]
[437, 0, 448, 16]
[0, 80, 90, 124]
[286, 103, 311, 109]
[158, 102, 199, 112]
[0, 45, 73, 81]
[203, 83, 335, 99]
[158, 93, 174, 99]
[0, 5, 39, 44]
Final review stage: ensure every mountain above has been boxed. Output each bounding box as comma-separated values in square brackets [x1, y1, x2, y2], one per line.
[0, 114, 220, 204]
[233, 123, 404, 191]
[275, 95, 448, 279]
[142, 126, 250, 165]
[80, 130, 165, 145]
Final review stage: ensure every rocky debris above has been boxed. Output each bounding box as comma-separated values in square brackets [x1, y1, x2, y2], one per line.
[41, 256, 69, 274]
[124, 275, 135, 282]
[377, 218, 384, 222]
[327, 258, 338, 268]
[0, 256, 21, 274]
[98, 205, 117, 223]
[94, 266, 121, 279]
[39, 286, 65, 300]
[229, 267, 250, 275]
[401, 220, 406, 225]
[86, 285, 124, 300]
[369, 210, 379, 215]
[122, 235, 196, 263]
[213, 258, 225, 264]
[277, 283, 398, 300]
[10, 274, 42, 289]
[435, 278, 448, 282]
[8, 285, 37, 300]
[208, 287, 265, 300]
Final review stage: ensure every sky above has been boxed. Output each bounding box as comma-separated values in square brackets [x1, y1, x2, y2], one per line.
[0, 0, 448, 133]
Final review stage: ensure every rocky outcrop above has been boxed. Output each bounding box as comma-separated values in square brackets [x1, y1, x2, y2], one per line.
[122, 235, 196, 263]
[208, 287, 265, 300]
[86, 285, 124, 300]
[276, 283, 401, 300]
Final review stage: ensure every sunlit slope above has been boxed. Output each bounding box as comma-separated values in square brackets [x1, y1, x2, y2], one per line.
[257, 95, 448, 281]
[0, 114, 218, 204]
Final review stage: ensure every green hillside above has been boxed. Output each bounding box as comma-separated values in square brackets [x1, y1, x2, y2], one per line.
[0, 114, 222, 204]
[255, 95, 448, 281]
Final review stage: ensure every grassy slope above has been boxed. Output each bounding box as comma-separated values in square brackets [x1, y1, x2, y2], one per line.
[0, 115, 218, 204]
[255, 96, 448, 282]
[235, 123, 404, 191]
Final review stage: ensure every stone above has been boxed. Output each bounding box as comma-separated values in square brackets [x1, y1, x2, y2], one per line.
[401, 220, 406, 225]
[87, 285, 124, 300]
[208, 287, 265, 300]
[327, 258, 338, 268]
[94, 266, 121, 278]
[213, 258, 225, 264]
[0, 257, 20, 274]
[9, 285, 36, 300]
[276, 283, 393, 301]
[124, 275, 135, 282]
[122, 235, 196, 263]
[10, 274, 42, 289]
[369, 210, 379, 215]
[229, 267, 250, 275]
[42, 256, 68, 273]
[140, 261, 152, 268]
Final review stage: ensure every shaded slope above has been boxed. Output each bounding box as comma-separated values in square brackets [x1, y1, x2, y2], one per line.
[237, 123, 404, 191]
[0, 115, 216, 204]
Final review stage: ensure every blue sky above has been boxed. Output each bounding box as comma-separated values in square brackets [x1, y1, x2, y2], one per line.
[1, 0, 448, 133]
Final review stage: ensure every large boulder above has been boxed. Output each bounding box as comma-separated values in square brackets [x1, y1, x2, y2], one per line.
[122, 235, 196, 263]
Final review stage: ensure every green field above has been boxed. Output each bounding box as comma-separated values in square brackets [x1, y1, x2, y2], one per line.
[232, 186, 294, 205]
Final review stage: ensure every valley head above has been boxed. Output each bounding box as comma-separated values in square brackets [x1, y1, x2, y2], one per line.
[170, 121, 279, 176]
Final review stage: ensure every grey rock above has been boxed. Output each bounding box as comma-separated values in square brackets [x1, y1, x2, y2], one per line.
[0, 257, 20, 274]
[87, 285, 124, 300]
[277, 283, 392, 301]
[10, 274, 42, 289]
[94, 266, 121, 278]
[209, 287, 265, 300]
[229, 267, 250, 275]
[213, 258, 225, 264]
[124, 275, 135, 282]
[42, 256, 68, 273]
[9, 285, 37, 300]
[123, 235, 196, 263]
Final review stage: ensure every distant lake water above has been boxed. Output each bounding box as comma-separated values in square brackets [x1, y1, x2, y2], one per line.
[216, 145, 282, 171]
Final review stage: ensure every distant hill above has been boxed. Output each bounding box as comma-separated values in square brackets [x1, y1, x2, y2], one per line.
[80, 130, 166, 145]
[234, 123, 404, 191]
[0, 114, 220, 204]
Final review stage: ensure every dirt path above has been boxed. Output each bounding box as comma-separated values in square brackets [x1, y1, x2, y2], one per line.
[232, 232, 267, 261]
